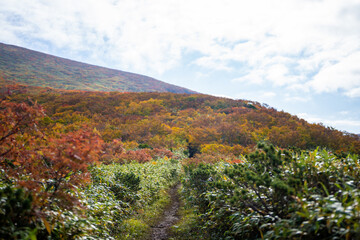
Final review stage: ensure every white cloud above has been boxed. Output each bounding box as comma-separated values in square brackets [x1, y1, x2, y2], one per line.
[284, 94, 311, 103]
[235, 90, 277, 104]
[286, 83, 310, 93]
[297, 113, 360, 133]
[345, 88, 360, 98]
[308, 52, 360, 95]
[193, 56, 232, 71]
[231, 71, 264, 85]
[0, 0, 359, 94]
[266, 64, 292, 86]
[262, 91, 277, 98]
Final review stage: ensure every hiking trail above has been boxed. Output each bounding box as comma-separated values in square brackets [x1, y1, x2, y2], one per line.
[149, 184, 180, 240]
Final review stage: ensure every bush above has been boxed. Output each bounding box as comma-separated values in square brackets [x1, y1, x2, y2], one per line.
[83, 157, 181, 239]
[110, 172, 141, 204]
[181, 144, 360, 239]
[0, 185, 37, 239]
[150, 148, 173, 159]
[117, 149, 152, 163]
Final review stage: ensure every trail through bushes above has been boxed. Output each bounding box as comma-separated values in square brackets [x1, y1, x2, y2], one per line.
[150, 184, 181, 240]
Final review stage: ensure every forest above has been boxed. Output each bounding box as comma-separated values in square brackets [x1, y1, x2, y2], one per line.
[1, 81, 360, 239]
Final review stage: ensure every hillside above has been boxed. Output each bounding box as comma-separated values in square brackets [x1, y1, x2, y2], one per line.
[0, 42, 196, 93]
[1, 83, 360, 239]
[2, 83, 359, 155]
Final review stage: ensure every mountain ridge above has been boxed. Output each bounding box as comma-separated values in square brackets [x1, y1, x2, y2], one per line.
[0, 42, 196, 94]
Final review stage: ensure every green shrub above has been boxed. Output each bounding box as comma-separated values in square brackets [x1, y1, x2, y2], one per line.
[181, 144, 360, 239]
[0, 185, 37, 240]
[110, 172, 141, 204]
[119, 219, 150, 240]
[82, 157, 181, 239]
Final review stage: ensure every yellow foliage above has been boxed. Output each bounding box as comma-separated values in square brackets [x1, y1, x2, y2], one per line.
[140, 98, 163, 106]
[123, 141, 139, 150]
[201, 143, 233, 155]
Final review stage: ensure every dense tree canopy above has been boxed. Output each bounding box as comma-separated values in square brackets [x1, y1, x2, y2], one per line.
[2, 83, 359, 155]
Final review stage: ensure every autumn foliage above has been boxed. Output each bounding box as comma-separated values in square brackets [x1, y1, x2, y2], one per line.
[0, 99, 102, 217]
[2, 83, 360, 156]
[100, 139, 173, 164]
[1, 82, 360, 239]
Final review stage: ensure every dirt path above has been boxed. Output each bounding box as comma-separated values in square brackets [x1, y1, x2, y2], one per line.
[149, 184, 180, 240]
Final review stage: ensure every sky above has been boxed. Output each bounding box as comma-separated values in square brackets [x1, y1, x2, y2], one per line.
[1, 0, 360, 134]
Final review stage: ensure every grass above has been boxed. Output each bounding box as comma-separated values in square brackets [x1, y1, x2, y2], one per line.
[119, 219, 150, 240]
[169, 185, 209, 240]
[118, 187, 172, 240]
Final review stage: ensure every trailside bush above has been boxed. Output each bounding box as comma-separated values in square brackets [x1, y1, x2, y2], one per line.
[181, 144, 360, 239]
[83, 157, 182, 239]
[0, 185, 37, 239]
[110, 172, 141, 204]
[183, 164, 215, 213]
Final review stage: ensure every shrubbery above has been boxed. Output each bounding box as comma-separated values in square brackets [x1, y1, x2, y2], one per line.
[100, 139, 174, 164]
[181, 144, 360, 239]
[0, 100, 181, 239]
[2, 92, 360, 239]
[82, 157, 182, 239]
[0, 185, 37, 239]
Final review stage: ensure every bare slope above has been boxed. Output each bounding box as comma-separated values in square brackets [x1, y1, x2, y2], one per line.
[0, 42, 195, 94]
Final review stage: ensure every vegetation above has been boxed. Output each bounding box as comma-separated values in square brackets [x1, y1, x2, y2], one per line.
[180, 144, 360, 239]
[0, 80, 359, 239]
[1, 82, 359, 156]
[0, 43, 195, 93]
[82, 158, 181, 239]
[0, 96, 181, 239]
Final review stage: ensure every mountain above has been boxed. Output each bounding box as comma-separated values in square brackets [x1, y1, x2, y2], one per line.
[1, 42, 359, 154]
[2, 83, 360, 155]
[0, 42, 196, 94]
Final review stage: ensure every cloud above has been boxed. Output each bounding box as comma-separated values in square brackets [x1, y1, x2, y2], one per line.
[262, 92, 277, 98]
[308, 52, 360, 96]
[284, 94, 311, 103]
[193, 56, 232, 71]
[232, 71, 265, 85]
[235, 90, 277, 104]
[297, 112, 360, 133]
[0, 0, 359, 94]
[345, 88, 360, 98]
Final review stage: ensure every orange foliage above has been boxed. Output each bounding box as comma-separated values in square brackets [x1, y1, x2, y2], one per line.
[183, 153, 242, 166]
[117, 149, 152, 163]
[100, 139, 125, 164]
[149, 148, 173, 159]
[100, 144, 173, 164]
[2, 83, 360, 155]
[0, 100, 102, 215]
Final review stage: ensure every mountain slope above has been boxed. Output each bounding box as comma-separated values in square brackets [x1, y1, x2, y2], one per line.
[0, 42, 195, 93]
[2, 83, 359, 155]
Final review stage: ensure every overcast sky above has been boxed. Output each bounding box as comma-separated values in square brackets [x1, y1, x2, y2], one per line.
[1, 0, 360, 133]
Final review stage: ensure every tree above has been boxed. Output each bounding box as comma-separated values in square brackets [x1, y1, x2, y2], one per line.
[0, 99, 102, 216]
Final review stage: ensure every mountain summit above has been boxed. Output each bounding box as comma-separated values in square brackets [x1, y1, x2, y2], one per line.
[0, 42, 195, 94]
